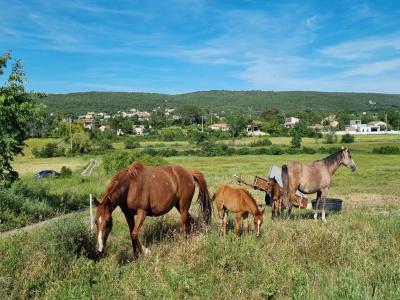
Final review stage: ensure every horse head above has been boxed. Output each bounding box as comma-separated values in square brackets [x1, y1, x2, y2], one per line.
[341, 146, 356, 172]
[254, 208, 265, 237]
[94, 197, 113, 256]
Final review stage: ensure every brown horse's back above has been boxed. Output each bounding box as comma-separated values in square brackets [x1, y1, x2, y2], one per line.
[126, 165, 196, 216]
[214, 185, 251, 213]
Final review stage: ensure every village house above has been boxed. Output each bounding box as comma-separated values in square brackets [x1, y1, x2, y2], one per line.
[132, 125, 145, 136]
[208, 123, 229, 131]
[284, 117, 300, 128]
[246, 123, 266, 136]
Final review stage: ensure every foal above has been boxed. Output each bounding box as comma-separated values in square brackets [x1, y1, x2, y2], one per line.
[213, 185, 264, 236]
[265, 178, 309, 219]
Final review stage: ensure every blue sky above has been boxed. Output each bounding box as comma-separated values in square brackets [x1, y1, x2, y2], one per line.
[1, 0, 400, 94]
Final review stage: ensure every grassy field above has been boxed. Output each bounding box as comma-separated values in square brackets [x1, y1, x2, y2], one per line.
[1, 134, 400, 298]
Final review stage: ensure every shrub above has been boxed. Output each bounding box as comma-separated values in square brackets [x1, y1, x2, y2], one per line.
[372, 146, 400, 154]
[249, 138, 272, 147]
[32, 143, 65, 158]
[286, 147, 300, 154]
[302, 147, 317, 154]
[341, 134, 355, 143]
[156, 148, 178, 157]
[103, 151, 168, 174]
[60, 166, 73, 177]
[237, 147, 251, 155]
[124, 138, 140, 149]
[325, 132, 337, 144]
[158, 127, 186, 141]
[291, 134, 302, 148]
[98, 139, 114, 151]
[200, 141, 235, 157]
[268, 146, 284, 155]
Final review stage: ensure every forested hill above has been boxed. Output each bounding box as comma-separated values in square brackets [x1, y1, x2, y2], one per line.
[43, 90, 400, 114]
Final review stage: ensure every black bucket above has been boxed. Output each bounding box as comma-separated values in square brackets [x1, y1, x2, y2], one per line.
[311, 198, 343, 212]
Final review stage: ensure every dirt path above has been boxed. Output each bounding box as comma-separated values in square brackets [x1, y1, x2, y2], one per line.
[0, 208, 90, 238]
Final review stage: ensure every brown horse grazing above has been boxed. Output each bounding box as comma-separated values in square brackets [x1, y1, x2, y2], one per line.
[282, 147, 356, 222]
[265, 178, 308, 220]
[94, 162, 212, 257]
[213, 185, 265, 236]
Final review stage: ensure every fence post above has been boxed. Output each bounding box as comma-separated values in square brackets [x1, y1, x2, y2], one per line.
[89, 194, 94, 233]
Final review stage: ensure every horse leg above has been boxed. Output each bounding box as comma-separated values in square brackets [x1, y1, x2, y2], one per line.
[132, 209, 149, 255]
[314, 191, 322, 220]
[242, 212, 249, 233]
[222, 209, 228, 234]
[234, 213, 241, 235]
[180, 208, 193, 235]
[321, 190, 328, 223]
[217, 205, 224, 234]
[123, 211, 137, 258]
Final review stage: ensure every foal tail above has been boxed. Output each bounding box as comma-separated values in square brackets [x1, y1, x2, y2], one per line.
[281, 164, 289, 209]
[192, 170, 212, 225]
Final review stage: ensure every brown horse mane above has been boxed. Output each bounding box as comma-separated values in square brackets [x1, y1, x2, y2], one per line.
[241, 189, 261, 214]
[102, 162, 144, 205]
[320, 149, 345, 166]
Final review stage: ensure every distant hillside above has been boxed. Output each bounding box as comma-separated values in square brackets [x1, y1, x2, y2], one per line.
[42, 91, 400, 114]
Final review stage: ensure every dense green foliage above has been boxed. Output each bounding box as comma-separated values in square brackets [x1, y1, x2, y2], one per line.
[341, 133, 355, 144]
[102, 151, 168, 174]
[32, 142, 65, 158]
[43, 90, 400, 114]
[0, 52, 45, 185]
[372, 146, 400, 154]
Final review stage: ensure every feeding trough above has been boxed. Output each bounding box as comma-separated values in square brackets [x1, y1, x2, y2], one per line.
[311, 198, 343, 212]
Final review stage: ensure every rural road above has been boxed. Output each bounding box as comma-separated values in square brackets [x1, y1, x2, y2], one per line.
[0, 208, 90, 238]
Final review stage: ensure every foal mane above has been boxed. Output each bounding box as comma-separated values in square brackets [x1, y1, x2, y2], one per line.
[320, 149, 345, 166]
[102, 162, 145, 205]
[241, 189, 261, 214]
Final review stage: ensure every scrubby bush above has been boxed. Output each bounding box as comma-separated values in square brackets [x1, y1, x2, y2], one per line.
[124, 138, 140, 149]
[60, 166, 72, 177]
[291, 134, 302, 148]
[98, 139, 114, 151]
[249, 138, 272, 147]
[237, 147, 251, 155]
[372, 146, 400, 154]
[341, 134, 355, 143]
[103, 151, 168, 174]
[302, 147, 317, 154]
[325, 132, 338, 144]
[158, 127, 186, 141]
[32, 143, 65, 158]
[286, 147, 300, 154]
[268, 146, 284, 155]
[200, 141, 235, 157]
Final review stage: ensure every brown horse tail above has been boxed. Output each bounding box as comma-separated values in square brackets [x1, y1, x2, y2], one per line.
[281, 164, 289, 209]
[192, 170, 212, 225]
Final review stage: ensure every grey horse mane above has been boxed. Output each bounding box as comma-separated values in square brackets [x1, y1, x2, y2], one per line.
[320, 149, 345, 166]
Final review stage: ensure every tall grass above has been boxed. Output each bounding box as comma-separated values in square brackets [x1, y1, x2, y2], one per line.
[1, 205, 399, 299]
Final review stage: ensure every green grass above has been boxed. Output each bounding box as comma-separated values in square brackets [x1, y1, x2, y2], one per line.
[2, 135, 399, 298]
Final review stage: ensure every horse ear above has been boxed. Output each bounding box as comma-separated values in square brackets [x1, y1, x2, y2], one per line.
[93, 197, 100, 207]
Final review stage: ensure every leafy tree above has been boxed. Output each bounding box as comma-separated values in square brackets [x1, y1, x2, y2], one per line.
[71, 132, 92, 153]
[177, 104, 202, 125]
[341, 134, 355, 144]
[0, 52, 45, 186]
[291, 133, 302, 148]
[225, 112, 247, 145]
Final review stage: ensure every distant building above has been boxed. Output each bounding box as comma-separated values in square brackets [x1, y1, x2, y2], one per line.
[99, 125, 110, 132]
[208, 123, 229, 131]
[284, 117, 300, 128]
[308, 123, 324, 130]
[246, 123, 266, 136]
[368, 121, 386, 128]
[116, 129, 125, 136]
[132, 125, 145, 136]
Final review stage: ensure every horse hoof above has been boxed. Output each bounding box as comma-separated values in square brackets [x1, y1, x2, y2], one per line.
[143, 247, 151, 256]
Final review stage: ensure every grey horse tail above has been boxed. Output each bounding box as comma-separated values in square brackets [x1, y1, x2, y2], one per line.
[281, 164, 289, 209]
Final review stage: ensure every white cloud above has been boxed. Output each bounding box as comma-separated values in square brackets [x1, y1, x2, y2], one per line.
[306, 15, 317, 30]
[321, 33, 400, 60]
[341, 59, 400, 77]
